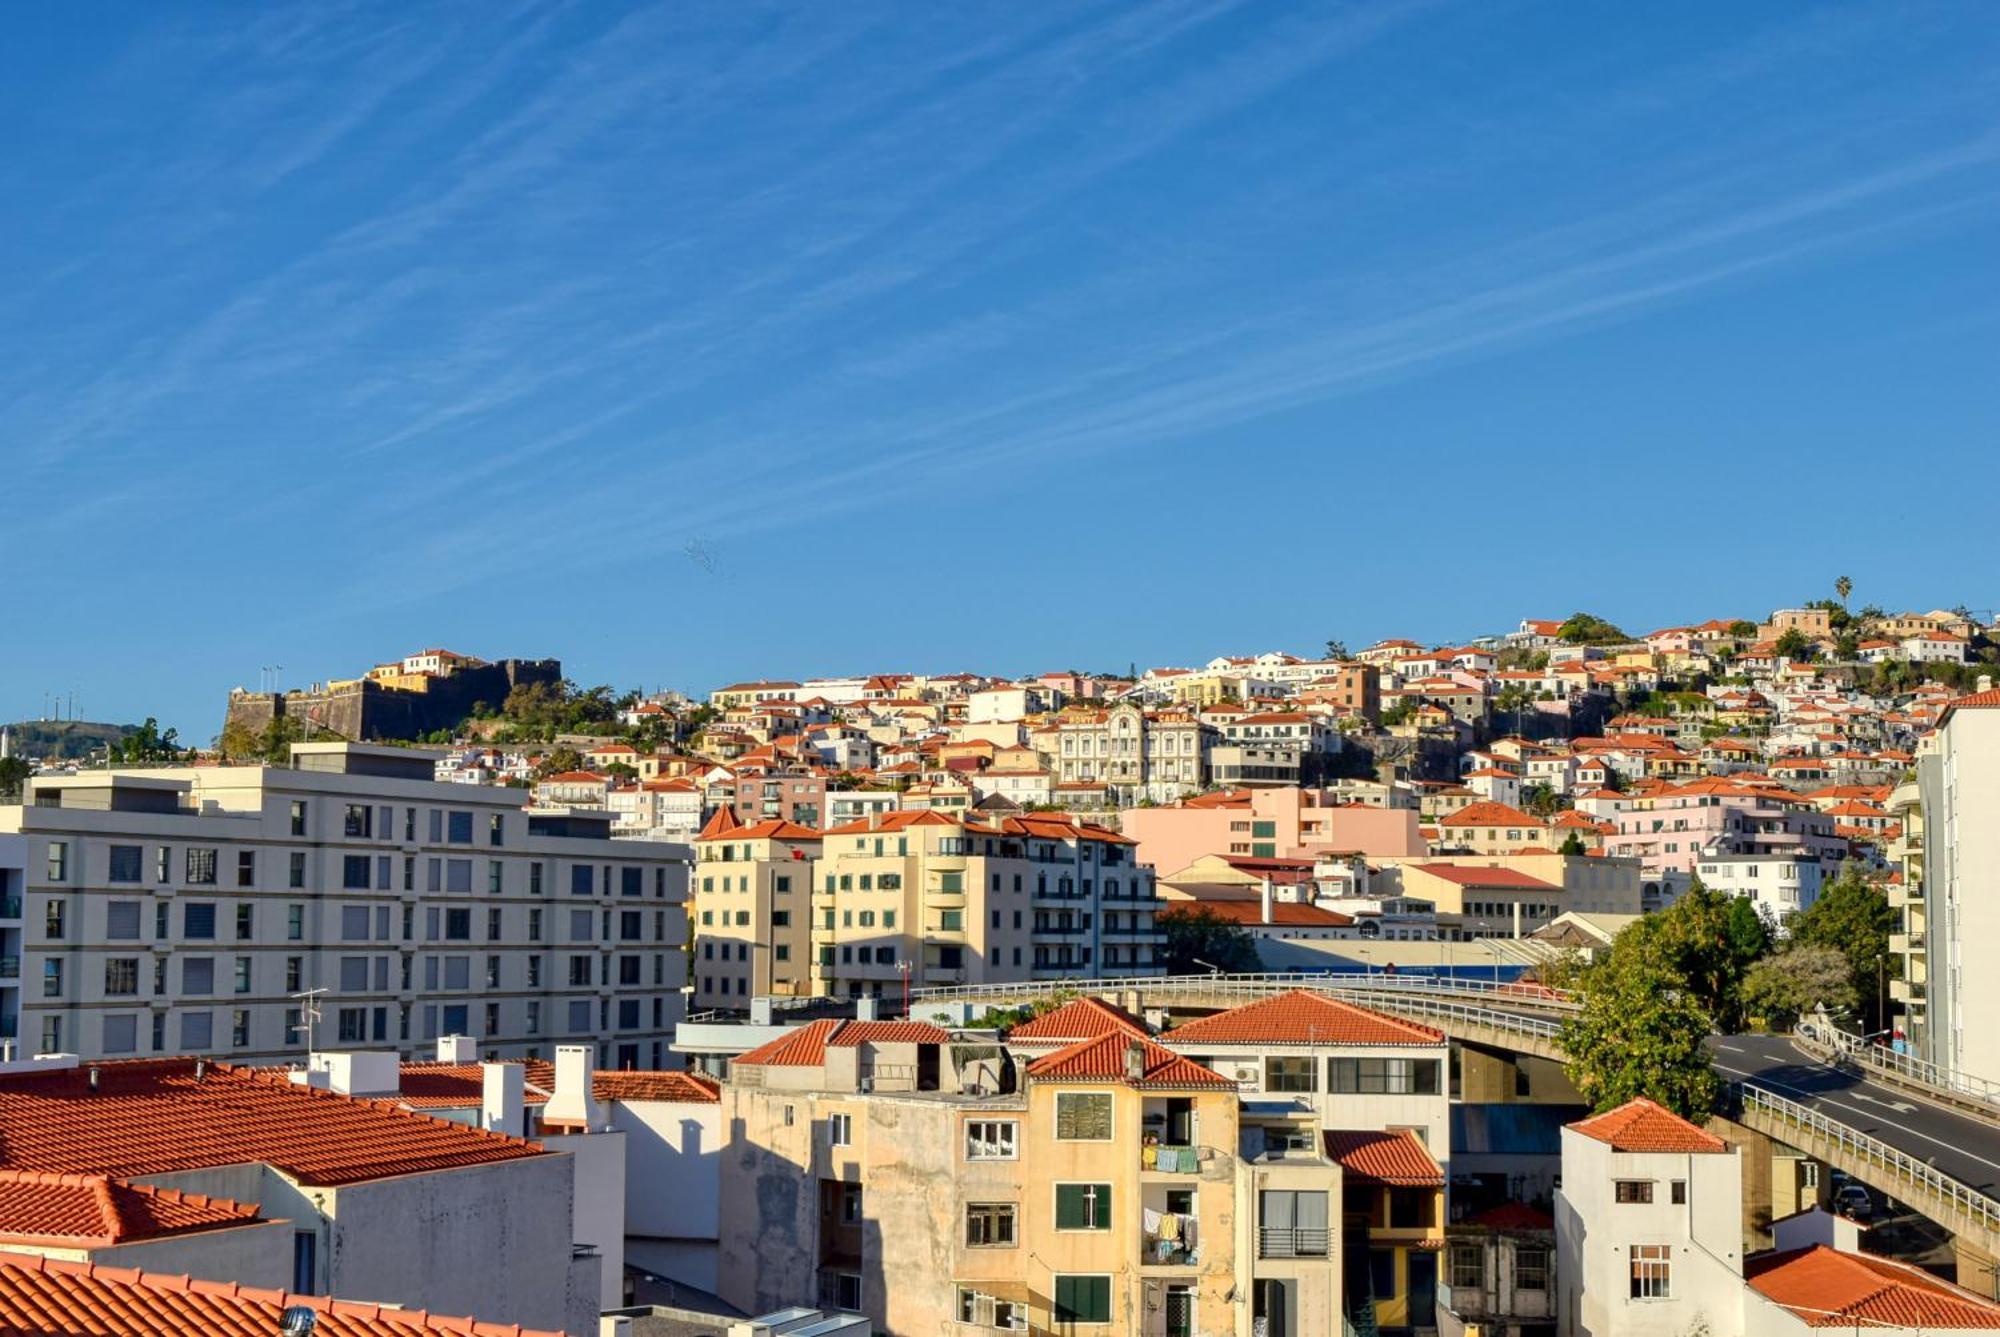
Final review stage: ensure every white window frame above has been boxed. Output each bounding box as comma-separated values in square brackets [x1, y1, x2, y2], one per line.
[966, 1119, 1019, 1160]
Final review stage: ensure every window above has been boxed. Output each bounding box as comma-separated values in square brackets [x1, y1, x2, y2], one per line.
[1326, 1056, 1442, 1094]
[342, 855, 371, 889]
[1449, 1243, 1484, 1289]
[1265, 1056, 1317, 1093]
[235, 956, 253, 993]
[290, 852, 307, 888]
[180, 1011, 213, 1050]
[489, 813, 505, 847]
[44, 900, 64, 939]
[1615, 1180, 1655, 1205]
[959, 1288, 1026, 1331]
[447, 811, 473, 844]
[444, 957, 471, 989]
[106, 900, 141, 939]
[967, 1120, 1018, 1160]
[1053, 1275, 1110, 1324]
[344, 804, 373, 838]
[446, 859, 472, 894]
[290, 801, 308, 836]
[182, 957, 215, 994]
[237, 850, 256, 887]
[103, 1014, 138, 1054]
[571, 865, 593, 896]
[235, 904, 254, 940]
[183, 903, 216, 939]
[530, 861, 544, 895]
[1055, 1183, 1111, 1231]
[108, 846, 142, 883]
[1055, 1092, 1113, 1141]
[826, 1113, 853, 1146]
[1630, 1244, 1672, 1299]
[445, 909, 472, 941]
[286, 956, 303, 991]
[569, 956, 592, 986]
[1517, 1246, 1550, 1291]
[489, 861, 504, 894]
[46, 842, 69, 882]
[1672, 1179, 1687, 1205]
[341, 905, 369, 941]
[340, 957, 369, 992]
[185, 848, 217, 884]
[287, 904, 305, 940]
[965, 1203, 1016, 1247]
[104, 958, 139, 996]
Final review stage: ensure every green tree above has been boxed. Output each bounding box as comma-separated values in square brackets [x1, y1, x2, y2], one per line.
[1741, 944, 1856, 1031]
[1559, 931, 1723, 1117]
[1835, 575, 1853, 606]
[113, 717, 181, 764]
[1558, 612, 1628, 645]
[1647, 879, 1766, 1033]
[1558, 830, 1587, 855]
[1790, 867, 1898, 1032]
[0, 756, 29, 800]
[1727, 619, 1758, 638]
[532, 747, 585, 779]
[1774, 627, 1814, 661]
[1159, 907, 1262, 975]
[1324, 639, 1350, 660]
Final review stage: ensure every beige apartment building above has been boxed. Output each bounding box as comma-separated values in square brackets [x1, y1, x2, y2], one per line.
[1887, 775, 1927, 1045]
[1041, 702, 1207, 805]
[691, 811, 820, 1008]
[810, 810, 1165, 998]
[0, 743, 689, 1068]
[1914, 690, 2000, 1083]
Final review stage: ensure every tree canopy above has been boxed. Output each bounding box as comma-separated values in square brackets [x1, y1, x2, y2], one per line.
[1159, 907, 1261, 975]
[1557, 612, 1628, 645]
[1742, 944, 1855, 1031]
[1788, 867, 1898, 1032]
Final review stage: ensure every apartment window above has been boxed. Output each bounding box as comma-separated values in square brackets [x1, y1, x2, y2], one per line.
[289, 852, 307, 888]
[530, 862, 544, 895]
[104, 958, 140, 996]
[1054, 1092, 1112, 1141]
[235, 904, 255, 941]
[40, 1017, 61, 1053]
[529, 908, 543, 941]
[1054, 1183, 1111, 1231]
[567, 1000, 591, 1031]
[290, 801, 308, 836]
[106, 900, 141, 940]
[108, 845, 142, 883]
[619, 956, 641, 985]
[181, 1011, 213, 1050]
[1449, 1243, 1484, 1290]
[183, 903, 216, 940]
[340, 958, 369, 992]
[489, 813, 505, 847]
[826, 1113, 853, 1146]
[446, 859, 473, 894]
[343, 804, 372, 839]
[569, 956, 592, 986]
[44, 899, 65, 939]
[1327, 1057, 1441, 1094]
[285, 956, 303, 991]
[46, 842, 69, 882]
[1265, 1056, 1317, 1093]
[569, 909, 594, 941]
[286, 904, 305, 941]
[489, 860, 504, 894]
[1518, 1246, 1550, 1291]
[337, 1007, 367, 1044]
[1615, 1180, 1655, 1205]
[237, 850, 256, 887]
[185, 848, 217, 884]
[447, 811, 473, 844]
[571, 865, 592, 896]
[965, 1203, 1017, 1247]
[183, 957, 215, 995]
[526, 1000, 541, 1034]
[341, 906, 369, 941]
[1052, 1276, 1111, 1325]
[487, 908, 503, 940]
[235, 956, 253, 994]
[528, 956, 543, 986]
[1671, 1179, 1687, 1205]
[342, 855, 371, 890]
[103, 1014, 138, 1054]
[233, 1009, 252, 1047]
[616, 998, 639, 1029]
[966, 1120, 1019, 1159]
[1630, 1244, 1672, 1299]
[445, 909, 472, 941]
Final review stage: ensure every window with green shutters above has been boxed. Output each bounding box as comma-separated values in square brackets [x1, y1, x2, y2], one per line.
[1053, 1275, 1110, 1323]
[1251, 820, 1276, 838]
[1054, 1092, 1113, 1140]
[940, 871, 963, 893]
[1054, 1184, 1111, 1231]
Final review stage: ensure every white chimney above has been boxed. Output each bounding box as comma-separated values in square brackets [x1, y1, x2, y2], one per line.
[543, 1044, 606, 1129]
[854, 995, 879, 1022]
[1124, 1039, 1147, 1080]
[482, 1061, 525, 1137]
[437, 1034, 478, 1063]
[308, 1051, 401, 1098]
[1260, 876, 1274, 925]
[1980, 674, 1993, 694]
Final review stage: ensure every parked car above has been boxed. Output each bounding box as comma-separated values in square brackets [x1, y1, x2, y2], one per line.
[1833, 1183, 1875, 1220]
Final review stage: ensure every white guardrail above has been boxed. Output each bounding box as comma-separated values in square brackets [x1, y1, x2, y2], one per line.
[1795, 1018, 2000, 1118]
[906, 970, 1578, 1010]
[1737, 1083, 2000, 1235]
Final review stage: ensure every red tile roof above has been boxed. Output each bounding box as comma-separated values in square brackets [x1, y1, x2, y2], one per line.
[1460, 1201, 1555, 1231]
[732, 1019, 950, 1067]
[1409, 864, 1560, 890]
[1568, 1097, 1729, 1154]
[1023, 1033, 1235, 1089]
[1439, 802, 1545, 828]
[591, 1070, 721, 1103]
[1006, 997, 1150, 1047]
[0, 1250, 566, 1336]
[394, 1063, 718, 1108]
[1162, 900, 1355, 927]
[0, 1060, 544, 1187]
[1160, 989, 1443, 1048]
[0, 1171, 260, 1248]
[1748, 1245, 2000, 1328]
[1323, 1129, 1443, 1186]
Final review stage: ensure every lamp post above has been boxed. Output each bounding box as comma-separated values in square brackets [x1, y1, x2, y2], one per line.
[897, 959, 913, 1016]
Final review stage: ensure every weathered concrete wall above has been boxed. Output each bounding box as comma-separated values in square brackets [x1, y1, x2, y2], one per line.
[76, 1220, 294, 1288]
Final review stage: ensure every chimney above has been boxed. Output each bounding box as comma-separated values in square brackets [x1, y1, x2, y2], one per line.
[1980, 674, 1994, 694]
[543, 1044, 606, 1130]
[1124, 1039, 1147, 1081]
[855, 995, 879, 1022]
[481, 1061, 525, 1137]
[1260, 876, 1274, 925]
[748, 996, 774, 1026]
[437, 1034, 478, 1064]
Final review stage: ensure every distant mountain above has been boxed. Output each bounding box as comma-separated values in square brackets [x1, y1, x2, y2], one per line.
[2, 720, 140, 762]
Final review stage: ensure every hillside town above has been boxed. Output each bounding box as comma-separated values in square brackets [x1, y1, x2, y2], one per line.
[1, 599, 1997, 1336]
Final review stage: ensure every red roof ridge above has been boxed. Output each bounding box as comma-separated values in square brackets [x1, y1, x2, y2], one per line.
[1006, 997, 1150, 1045]
[1158, 989, 1444, 1047]
[1024, 1033, 1235, 1089]
[1568, 1097, 1729, 1154]
[1323, 1128, 1443, 1186]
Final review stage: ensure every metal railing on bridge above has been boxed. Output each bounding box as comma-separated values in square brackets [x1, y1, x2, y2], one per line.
[1795, 1018, 2000, 1121]
[1735, 1083, 2000, 1239]
[908, 970, 1577, 1011]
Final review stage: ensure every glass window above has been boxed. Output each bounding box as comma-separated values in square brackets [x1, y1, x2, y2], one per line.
[1518, 1246, 1550, 1291]
[182, 957, 215, 994]
[185, 848, 217, 884]
[965, 1203, 1016, 1247]
[1265, 1056, 1317, 1093]
[1052, 1275, 1110, 1324]
[104, 958, 140, 996]
[1630, 1243, 1672, 1299]
[183, 903, 217, 939]
[103, 1014, 138, 1054]
[108, 846, 142, 883]
[106, 901, 142, 939]
[180, 1011, 213, 1050]
[447, 811, 473, 844]
[1615, 1180, 1655, 1205]
[1054, 1184, 1111, 1231]
[1054, 1092, 1113, 1141]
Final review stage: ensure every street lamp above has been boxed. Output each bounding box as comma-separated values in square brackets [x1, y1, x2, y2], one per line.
[897, 959, 913, 1016]
[1192, 957, 1223, 976]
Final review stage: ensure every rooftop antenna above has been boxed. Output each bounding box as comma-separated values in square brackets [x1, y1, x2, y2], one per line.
[289, 987, 328, 1052]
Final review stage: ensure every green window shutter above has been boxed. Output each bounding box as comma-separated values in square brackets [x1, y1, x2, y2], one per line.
[1056, 1185, 1084, 1230]
[1252, 820, 1276, 838]
[1251, 843, 1276, 858]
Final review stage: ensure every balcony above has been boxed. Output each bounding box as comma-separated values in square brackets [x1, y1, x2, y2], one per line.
[1257, 1227, 1330, 1260]
[0, 957, 15, 981]
[0, 896, 19, 920]
[1142, 1144, 1201, 1175]
[1139, 1229, 1200, 1267]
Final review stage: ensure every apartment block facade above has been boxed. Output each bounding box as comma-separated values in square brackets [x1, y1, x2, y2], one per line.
[691, 815, 821, 1008]
[0, 743, 689, 1067]
[1915, 692, 2000, 1084]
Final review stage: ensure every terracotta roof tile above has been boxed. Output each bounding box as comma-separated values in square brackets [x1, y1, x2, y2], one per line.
[1158, 990, 1443, 1047]
[1748, 1245, 2000, 1328]
[1568, 1097, 1729, 1154]
[1024, 1034, 1235, 1089]
[1439, 802, 1546, 829]
[1162, 901, 1355, 927]
[0, 1060, 544, 1187]
[1323, 1129, 1443, 1186]
[393, 1063, 719, 1108]
[0, 1249, 566, 1336]
[1409, 864, 1560, 890]
[0, 1171, 261, 1247]
[732, 1019, 950, 1067]
[1006, 997, 1150, 1047]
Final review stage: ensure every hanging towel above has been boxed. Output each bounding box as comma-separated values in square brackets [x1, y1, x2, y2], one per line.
[1143, 1142, 1158, 1169]
[1159, 1212, 1182, 1242]
[1143, 1208, 1164, 1234]
[1162, 1147, 1182, 1172]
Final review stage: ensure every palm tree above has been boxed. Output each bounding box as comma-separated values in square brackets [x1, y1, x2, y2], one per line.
[1835, 575, 1852, 606]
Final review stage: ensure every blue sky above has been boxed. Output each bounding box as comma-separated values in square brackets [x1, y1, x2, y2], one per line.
[5, 3, 1998, 738]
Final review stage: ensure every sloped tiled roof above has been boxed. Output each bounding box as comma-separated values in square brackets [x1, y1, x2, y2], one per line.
[1158, 990, 1444, 1048]
[1409, 864, 1560, 890]
[1568, 1097, 1729, 1154]
[0, 1060, 544, 1187]
[732, 1019, 951, 1068]
[1006, 997, 1150, 1047]
[1748, 1245, 2000, 1328]
[0, 1250, 567, 1336]
[0, 1171, 260, 1247]
[1460, 1201, 1555, 1231]
[1163, 900, 1355, 927]
[1024, 1034, 1235, 1089]
[825, 1021, 952, 1048]
[590, 1070, 721, 1103]
[394, 1063, 718, 1108]
[1323, 1129, 1443, 1186]
[1439, 802, 1545, 828]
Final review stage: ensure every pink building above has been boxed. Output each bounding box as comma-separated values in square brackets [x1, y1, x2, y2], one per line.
[1119, 786, 1424, 873]
[1599, 778, 1846, 875]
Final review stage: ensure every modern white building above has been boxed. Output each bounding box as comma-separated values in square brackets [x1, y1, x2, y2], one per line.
[1917, 689, 2000, 1086]
[0, 743, 690, 1067]
[1692, 851, 1826, 927]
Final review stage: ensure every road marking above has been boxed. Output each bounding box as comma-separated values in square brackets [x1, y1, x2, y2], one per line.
[1716, 1044, 1746, 1055]
[1851, 1092, 1919, 1115]
[1713, 1062, 2000, 1178]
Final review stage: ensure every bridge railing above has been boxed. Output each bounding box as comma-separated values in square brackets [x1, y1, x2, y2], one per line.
[1736, 1084, 2000, 1236]
[1795, 1019, 2000, 1118]
[907, 971, 1577, 1010]
[1331, 992, 1563, 1048]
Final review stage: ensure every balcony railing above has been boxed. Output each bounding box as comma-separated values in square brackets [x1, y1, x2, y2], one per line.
[0, 957, 17, 981]
[0, 896, 19, 920]
[1140, 1231, 1200, 1266]
[1258, 1226, 1330, 1259]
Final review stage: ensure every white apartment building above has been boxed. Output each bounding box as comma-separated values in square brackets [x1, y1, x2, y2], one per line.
[0, 742, 689, 1068]
[1917, 690, 2000, 1085]
[0, 835, 21, 1046]
[1692, 851, 1826, 926]
[608, 777, 704, 843]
